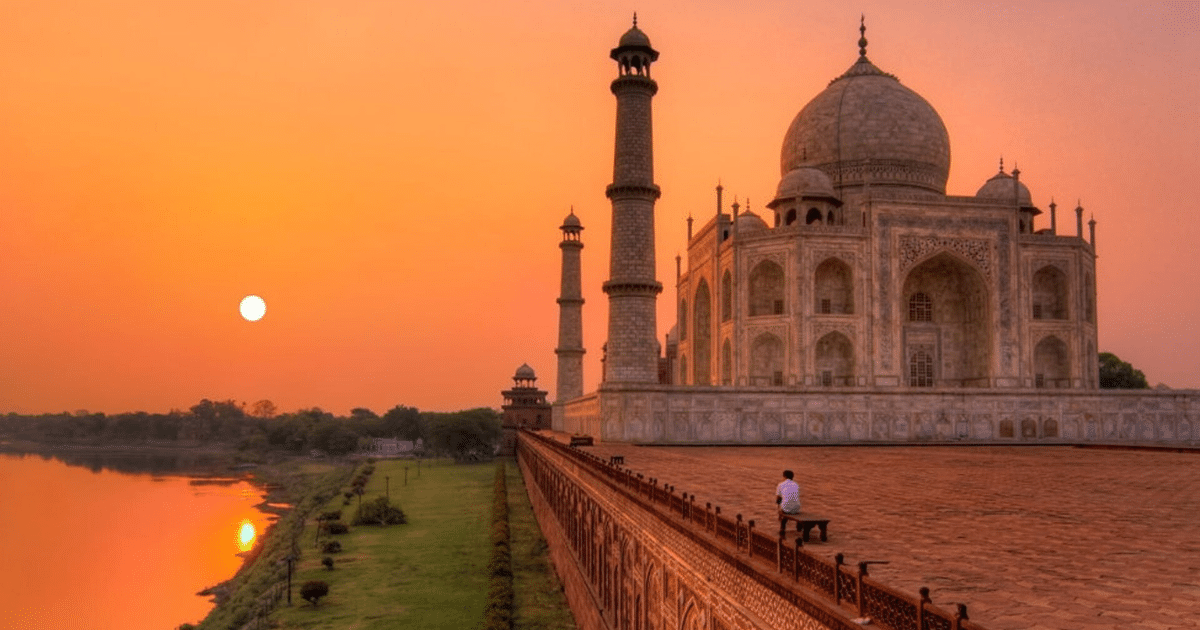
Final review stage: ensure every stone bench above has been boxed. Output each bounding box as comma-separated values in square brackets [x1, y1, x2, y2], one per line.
[569, 435, 594, 447]
[778, 511, 830, 542]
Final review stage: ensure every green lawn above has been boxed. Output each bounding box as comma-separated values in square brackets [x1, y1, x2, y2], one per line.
[271, 458, 494, 629]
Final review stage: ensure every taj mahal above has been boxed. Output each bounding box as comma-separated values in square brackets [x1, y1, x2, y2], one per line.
[504, 19, 1197, 447]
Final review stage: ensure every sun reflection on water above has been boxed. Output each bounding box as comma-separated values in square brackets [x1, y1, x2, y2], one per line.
[237, 520, 256, 551]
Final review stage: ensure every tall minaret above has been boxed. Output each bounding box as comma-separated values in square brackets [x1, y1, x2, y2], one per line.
[603, 15, 662, 384]
[555, 209, 586, 404]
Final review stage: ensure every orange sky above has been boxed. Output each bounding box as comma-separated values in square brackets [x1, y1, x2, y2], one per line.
[2, 1, 1197, 415]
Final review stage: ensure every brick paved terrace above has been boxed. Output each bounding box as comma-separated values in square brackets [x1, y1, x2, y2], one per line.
[567, 440, 1200, 630]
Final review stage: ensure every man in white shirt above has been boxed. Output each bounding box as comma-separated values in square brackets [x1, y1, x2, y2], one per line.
[776, 469, 801, 514]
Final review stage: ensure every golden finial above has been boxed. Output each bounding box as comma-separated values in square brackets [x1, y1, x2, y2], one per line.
[858, 15, 868, 57]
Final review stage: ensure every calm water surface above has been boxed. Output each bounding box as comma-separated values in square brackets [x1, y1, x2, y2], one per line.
[0, 452, 274, 629]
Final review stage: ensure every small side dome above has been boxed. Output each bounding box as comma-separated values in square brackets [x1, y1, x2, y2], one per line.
[562, 212, 582, 228]
[777, 167, 836, 199]
[768, 167, 840, 209]
[514, 363, 536, 380]
[735, 210, 769, 232]
[976, 169, 1032, 205]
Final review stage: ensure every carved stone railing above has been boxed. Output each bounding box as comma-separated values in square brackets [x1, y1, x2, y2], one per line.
[521, 429, 988, 630]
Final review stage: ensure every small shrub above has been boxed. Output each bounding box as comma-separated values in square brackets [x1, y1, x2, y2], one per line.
[323, 521, 349, 535]
[300, 580, 329, 606]
[343, 499, 351, 505]
[487, 555, 512, 577]
[322, 556, 334, 570]
[353, 496, 407, 525]
[322, 540, 342, 553]
[317, 510, 342, 522]
[343, 491, 354, 500]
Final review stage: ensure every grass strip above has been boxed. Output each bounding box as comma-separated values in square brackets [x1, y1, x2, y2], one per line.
[507, 460, 576, 630]
[269, 458, 495, 629]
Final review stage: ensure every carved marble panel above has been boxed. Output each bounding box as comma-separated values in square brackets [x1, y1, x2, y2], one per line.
[899, 235, 993, 281]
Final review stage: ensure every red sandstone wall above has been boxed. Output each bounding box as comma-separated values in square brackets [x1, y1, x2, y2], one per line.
[517, 433, 858, 630]
[519, 452, 610, 630]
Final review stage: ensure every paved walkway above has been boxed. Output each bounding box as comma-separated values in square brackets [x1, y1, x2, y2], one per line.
[569, 441, 1200, 630]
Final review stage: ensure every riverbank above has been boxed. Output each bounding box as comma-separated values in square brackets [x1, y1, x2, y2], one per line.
[192, 457, 357, 629]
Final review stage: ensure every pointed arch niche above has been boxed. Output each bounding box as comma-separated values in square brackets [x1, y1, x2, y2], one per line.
[693, 279, 712, 385]
[748, 260, 784, 316]
[902, 252, 991, 387]
[814, 257, 854, 314]
[815, 331, 854, 386]
[749, 333, 784, 386]
[1032, 265, 1068, 320]
[720, 270, 732, 322]
[1034, 335, 1070, 388]
[721, 339, 732, 385]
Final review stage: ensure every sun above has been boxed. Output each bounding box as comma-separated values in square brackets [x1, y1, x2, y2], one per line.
[239, 295, 266, 322]
[238, 521, 256, 550]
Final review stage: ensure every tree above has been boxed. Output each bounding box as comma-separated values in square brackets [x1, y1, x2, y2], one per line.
[1098, 352, 1149, 389]
[300, 580, 329, 605]
[383, 405, 423, 442]
[424, 408, 502, 461]
[249, 400, 277, 419]
[188, 399, 246, 443]
[350, 407, 378, 421]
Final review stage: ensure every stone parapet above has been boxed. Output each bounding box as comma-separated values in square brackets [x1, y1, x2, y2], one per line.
[518, 430, 985, 630]
[561, 386, 1200, 445]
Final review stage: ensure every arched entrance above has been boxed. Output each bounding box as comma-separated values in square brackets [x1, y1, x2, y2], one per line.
[901, 252, 991, 387]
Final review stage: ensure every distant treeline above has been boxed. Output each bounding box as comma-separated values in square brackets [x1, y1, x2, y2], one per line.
[0, 399, 501, 459]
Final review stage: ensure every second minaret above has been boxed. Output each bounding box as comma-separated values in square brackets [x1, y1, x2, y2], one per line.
[555, 210, 586, 404]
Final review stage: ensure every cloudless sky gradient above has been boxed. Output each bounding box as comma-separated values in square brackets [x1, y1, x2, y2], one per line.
[2, 0, 1197, 415]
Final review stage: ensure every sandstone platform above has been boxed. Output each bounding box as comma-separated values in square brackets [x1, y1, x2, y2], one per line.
[569, 441, 1200, 630]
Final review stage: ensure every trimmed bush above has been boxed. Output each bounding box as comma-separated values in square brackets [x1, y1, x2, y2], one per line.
[322, 540, 342, 553]
[300, 580, 329, 606]
[323, 521, 349, 535]
[317, 510, 342, 522]
[484, 461, 513, 630]
[352, 496, 407, 525]
[322, 556, 334, 570]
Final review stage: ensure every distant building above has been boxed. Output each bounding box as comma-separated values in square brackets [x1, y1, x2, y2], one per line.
[500, 364, 551, 454]
[370, 437, 422, 457]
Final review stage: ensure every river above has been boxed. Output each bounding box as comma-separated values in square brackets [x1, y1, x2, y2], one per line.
[0, 451, 276, 629]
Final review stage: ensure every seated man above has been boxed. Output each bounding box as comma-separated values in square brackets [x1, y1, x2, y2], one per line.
[775, 469, 801, 514]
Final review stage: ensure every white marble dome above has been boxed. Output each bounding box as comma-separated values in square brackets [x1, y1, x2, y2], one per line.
[780, 54, 950, 194]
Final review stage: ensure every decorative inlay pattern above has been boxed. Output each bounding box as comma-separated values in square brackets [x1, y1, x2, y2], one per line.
[747, 251, 787, 271]
[899, 235, 992, 280]
[812, 322, 855, 342]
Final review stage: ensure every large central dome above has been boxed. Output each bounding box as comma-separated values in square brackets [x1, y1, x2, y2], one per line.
[780, 48, 950, 195]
